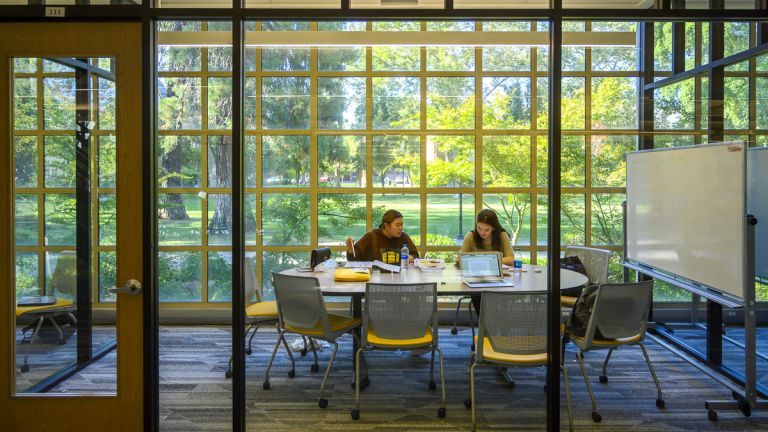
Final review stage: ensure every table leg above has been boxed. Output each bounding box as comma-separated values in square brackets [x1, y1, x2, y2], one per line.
[352, 294, 362, 385]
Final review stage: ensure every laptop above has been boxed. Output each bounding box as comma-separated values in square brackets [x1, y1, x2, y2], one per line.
[17, 295, 57, 307]
[460, 252, 513, 288]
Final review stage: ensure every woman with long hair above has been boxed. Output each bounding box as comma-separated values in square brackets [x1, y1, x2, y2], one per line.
[460, 209, 514, 265]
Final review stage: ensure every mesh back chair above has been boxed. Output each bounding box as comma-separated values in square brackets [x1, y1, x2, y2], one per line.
[16, 251, 78, 373]
[561, 246, 611, 309]
[225, 259, 287, 379]
[267, 272, 362, 409]
[465, 291, 573, 432]
[351, 282, 446, 421]
[569, 280, 663, 423]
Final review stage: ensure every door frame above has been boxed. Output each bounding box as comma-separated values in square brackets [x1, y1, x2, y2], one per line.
[0, 22, 144, 430]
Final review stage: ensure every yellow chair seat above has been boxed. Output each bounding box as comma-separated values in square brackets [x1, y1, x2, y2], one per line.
[246, 301, 278, 318]
[16, 299, 73, 318]
[475, 336, 548, 364]
[367, 328, 432, 348]
[284, 313, 361, 336]
[560, 296, 578, 308]
[571, 333, 642, 346]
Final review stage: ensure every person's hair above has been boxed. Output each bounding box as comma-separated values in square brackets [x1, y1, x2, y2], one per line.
[472, 209, 506, 252]
[378, 209, 404, 230]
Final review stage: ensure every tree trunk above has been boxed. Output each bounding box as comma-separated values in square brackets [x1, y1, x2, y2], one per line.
[208, 137, 233, 236]
[158, 143, 189, 221]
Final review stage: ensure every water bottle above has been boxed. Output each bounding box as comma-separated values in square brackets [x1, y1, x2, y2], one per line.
[513, 248, 523, 274]
[400, 244, 409, 272]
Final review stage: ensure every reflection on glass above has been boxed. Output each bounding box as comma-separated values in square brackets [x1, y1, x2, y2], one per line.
[43, 77, 76, 130]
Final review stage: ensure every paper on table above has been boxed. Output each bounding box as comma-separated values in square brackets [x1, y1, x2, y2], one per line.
[345, 261, 373, 268]
[373, 260, 400, 273]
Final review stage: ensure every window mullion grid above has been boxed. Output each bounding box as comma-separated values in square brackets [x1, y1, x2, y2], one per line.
[419, 21, 428, 255]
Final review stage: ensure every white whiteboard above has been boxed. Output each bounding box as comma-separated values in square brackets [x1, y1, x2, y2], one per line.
[626, 142, 746, 300]
[748, 147, 768, 281]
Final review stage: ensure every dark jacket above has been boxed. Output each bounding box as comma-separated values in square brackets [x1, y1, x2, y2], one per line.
[347, 228, 419, 262]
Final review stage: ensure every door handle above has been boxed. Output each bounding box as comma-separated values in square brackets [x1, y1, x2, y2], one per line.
[109, 279, 142, 296]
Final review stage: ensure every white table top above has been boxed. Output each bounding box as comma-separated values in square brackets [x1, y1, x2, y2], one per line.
[280, 264, 589, 296]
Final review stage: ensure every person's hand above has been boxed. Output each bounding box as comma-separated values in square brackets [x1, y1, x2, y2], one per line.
[346, 237, 354, 253]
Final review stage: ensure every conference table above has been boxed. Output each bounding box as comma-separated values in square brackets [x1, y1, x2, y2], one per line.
[280, 263, 589, 383]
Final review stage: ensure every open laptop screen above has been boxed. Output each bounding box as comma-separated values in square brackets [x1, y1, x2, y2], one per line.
[460, 252, 502, 278]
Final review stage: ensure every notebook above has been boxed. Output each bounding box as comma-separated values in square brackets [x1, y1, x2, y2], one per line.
[459, 252, 513, 288]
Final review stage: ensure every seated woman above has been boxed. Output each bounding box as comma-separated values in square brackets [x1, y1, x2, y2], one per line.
[460, 209, 515, 315]
[460, 209, 515, 266]
[346, 209, 419, 263]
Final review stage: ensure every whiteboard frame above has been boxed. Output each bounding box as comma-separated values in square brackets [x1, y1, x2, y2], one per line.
[624, 141, 747, 305]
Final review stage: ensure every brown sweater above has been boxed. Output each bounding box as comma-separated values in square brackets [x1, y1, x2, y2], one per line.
[347, 228, 420, 262]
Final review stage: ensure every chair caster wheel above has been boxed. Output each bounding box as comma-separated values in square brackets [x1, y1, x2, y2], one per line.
[311, 363, 319, 373]
[351, 409, 360, 420]
[300, 349, 307, 357]
[319, 398, 328, 409]
[21, 365, 29, 373]
[361, 377, 370, 390]
[437, 407, 446, 418]
[599, 375, 608, 383]
[591, 412, 602, 423]
[708, 409, 718, 421]
[429, 381, 436, 390]
[225, 370, 233, 379]
[245, 348, 252, 355]
[288, 369, 296, 378]
[451, 328, 458, 335]
[464, 399, 472, 409]
[263, 381, 270, 390]
[656, 399, 665, 408]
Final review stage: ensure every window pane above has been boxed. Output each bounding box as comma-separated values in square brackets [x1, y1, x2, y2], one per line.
[724, 77, 749, 130]
[14, 136, 37, 188]
[318, 194, 366, 245]
[98, 135, 116, 188]
[654, 80, 695, 129]
[208, 47, 232, 72]
[318, 77, 366, 130]
[482, 77, 531, 129]
[372, 135, 420, 188]
[373, 77, 420, 130]
[158, 194, 202, 246]
[262, 77, 310, 130]
[372, 194, 421, 238]
[372, 46, 420, 71]
[427, 47, 475, 71]
[99, 193, 117, 246]
[262, 48, 310, 71]
[262, 135, 310, 187]
[758, 78, 768, 130]
[483, 193, 531, 246]
[14, 77, 37, 130]
[426, 194, 475, 246]
[15, 253, 39, 299]
[208, 252, 232, 302]
[262, 194, 310, 245]
[245, 78, 258, 130]
[15, 194, 37, 246]
[99, 252, 117, 303]
[562, 194, 586, 245]
[536, 194, 547, 246]
[591, 77, 637, 129]
[427, 21, 474, 31]
[158, 251, 202, 302]
[208, 77, 232, 130]
[318, 135, 366, 188]
[97, 77, 116, 130]
[537, 77, 548, 129]
[246, 193, 257, 245]
[14, 58, 37, 73]
[208, 194, 232, 245]
[724, 22, 750, 72]
[562, 77, 585, 130]
[43, 77, 76, 130]
[158, 77, 201, 130]
[157, 135, 201, 188]
[654, 135, 697, 148]
[591, 135, 636, 187]
[44, 194, 76, 246]
[482, 135, 530, 188]
[245, 136, 257, 187]
[157, 46, 201, 72]
[426, 135, 474, 187]
[484, 21, 531, 31]
[536, 136, 585, 187]
[483, 47, 530, 72]
[318, 47, 366, 72]
[591, 193, 625, 246]
[591, 47, 637, 72]
[654, 22, 672, 72]
[427, 77, 474, 130]
[208, 136, 232, 188]
[44, 136, 75, 188]
[562, 47, 585, 71]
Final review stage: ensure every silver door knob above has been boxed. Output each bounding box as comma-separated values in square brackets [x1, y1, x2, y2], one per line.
[109, 279, 142, 296]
